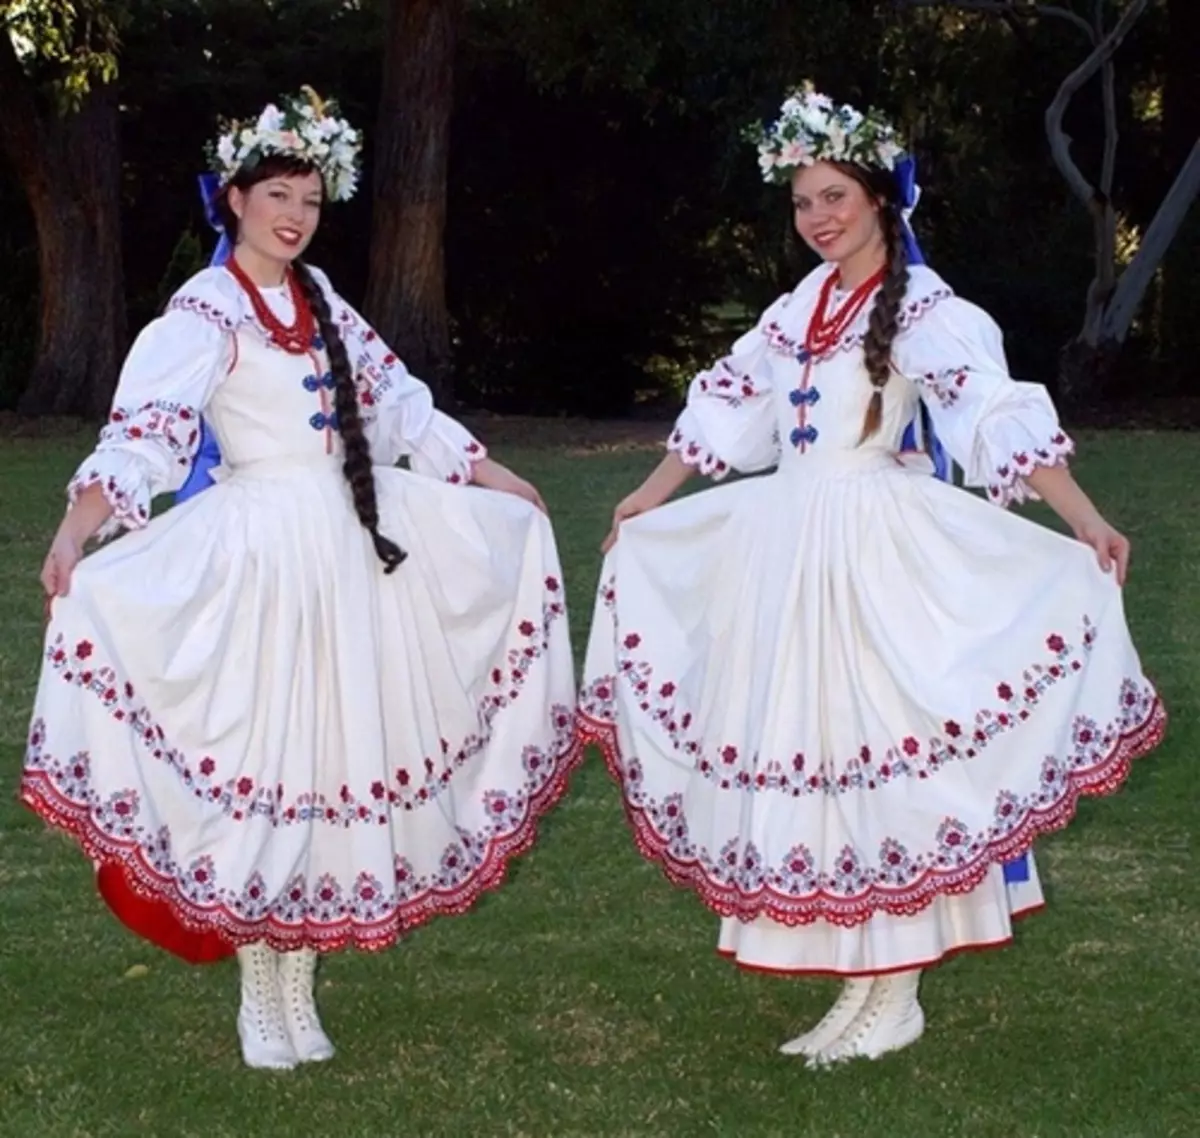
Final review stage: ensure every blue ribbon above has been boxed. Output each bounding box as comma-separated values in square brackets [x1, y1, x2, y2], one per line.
[894, 155, 925, 268]
[893, 156, 1029, 885]
[896, 156, 949, 478]
[173, 175, 229, 504]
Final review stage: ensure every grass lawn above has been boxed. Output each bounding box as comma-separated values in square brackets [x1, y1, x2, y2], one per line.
[0, 426, 1196, 1138]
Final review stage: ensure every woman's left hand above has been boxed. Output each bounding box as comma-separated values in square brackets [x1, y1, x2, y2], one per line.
[1072, 512, 1130, 586]
[470, 458, 548, 514]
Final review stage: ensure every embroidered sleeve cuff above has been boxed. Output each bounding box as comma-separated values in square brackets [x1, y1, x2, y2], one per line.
[985, 430, 1075, 508]
[66, 401, 204, 539]
[67, 453, 154, 541]
[667, 417, 731, 481]
[408, 409, 488, 484]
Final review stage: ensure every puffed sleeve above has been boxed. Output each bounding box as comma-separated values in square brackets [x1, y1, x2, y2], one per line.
[666, 294, 788, 479]
[68, 310, 229, 539]
[312, 269, 486, 483]
[893, 296, 1074, 507]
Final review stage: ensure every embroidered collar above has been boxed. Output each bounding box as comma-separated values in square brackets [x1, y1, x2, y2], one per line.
[167, 265, 350, 347]
[763, 265, 954, 359]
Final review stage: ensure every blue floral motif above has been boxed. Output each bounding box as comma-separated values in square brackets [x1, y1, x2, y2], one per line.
[789, 387, 821, 407]
[790, 424, 819, 447]
[796, 346, 812, 363]
[309, 410, 340, 431]
[302, 371, 336, 392]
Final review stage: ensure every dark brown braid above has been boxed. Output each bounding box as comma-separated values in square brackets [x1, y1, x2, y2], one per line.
[213, 153, 406, 572]
[292, 260, 407, 573]
[858, 201, 909, 442]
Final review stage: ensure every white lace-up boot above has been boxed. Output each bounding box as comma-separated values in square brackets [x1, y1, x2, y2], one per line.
[236, 943, 299, 1070]
[810, 969, 924, 1066]
[278, 948, 335, 1063]
[779, 977, 876, 1057]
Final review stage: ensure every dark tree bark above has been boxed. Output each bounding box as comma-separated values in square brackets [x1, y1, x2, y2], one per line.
[1160, 0, 1200, 369]
[0, 38, 125, 419]
[364, 0, 463, 407]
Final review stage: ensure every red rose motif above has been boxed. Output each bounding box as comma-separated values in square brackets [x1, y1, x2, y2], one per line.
[623, 633, 641, 650]
[519, 620, 536, 637]
[1047, 634, 1065, 653]
[902, 737, 920, 756]
[75, 640, 94, 660]
[237, 777, 254, 796]
[997, 683, 1013, 700]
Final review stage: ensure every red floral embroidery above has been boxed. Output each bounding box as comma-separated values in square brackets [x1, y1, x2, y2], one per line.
[69, 400, 204, 533]
[987, 431, 1075, 507]
[20, 578, 583, 954]
[576, 578, 1165, 926]
[666, 427, 730, 479]
[915, 366, 970, 410]
[37, 587, 568, 825]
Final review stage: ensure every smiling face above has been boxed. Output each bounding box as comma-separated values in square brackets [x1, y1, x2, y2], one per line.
[227, 168, 324, 284]
[790, 161, 887, 282]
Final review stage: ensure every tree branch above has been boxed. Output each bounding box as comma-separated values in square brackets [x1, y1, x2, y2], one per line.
[896, 0, 1095, 41]
[1100, 138, 1200, 344]
[1045, 0, 1148, 210]
[1097, 0, 1117, 199]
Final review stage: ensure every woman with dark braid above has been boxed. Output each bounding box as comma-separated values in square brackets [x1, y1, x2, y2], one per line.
[22, 91, 580, 1070]
[578, 86, 1163, 1064]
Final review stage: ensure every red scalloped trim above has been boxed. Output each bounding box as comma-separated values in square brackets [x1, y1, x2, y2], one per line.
[21, 725, 585, 959]
[576, 695, 1165, 928]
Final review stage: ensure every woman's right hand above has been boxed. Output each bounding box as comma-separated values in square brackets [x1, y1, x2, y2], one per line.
[600, 451, 698, 554]
[41, 528, 84, 600]
[601, 489, 657, 554]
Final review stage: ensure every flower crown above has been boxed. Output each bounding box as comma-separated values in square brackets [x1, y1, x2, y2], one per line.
[207, 86, 362, 203]
[748, 83, 904, 185]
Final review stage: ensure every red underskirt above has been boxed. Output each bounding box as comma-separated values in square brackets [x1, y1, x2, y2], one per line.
[96, 862, 234, 964]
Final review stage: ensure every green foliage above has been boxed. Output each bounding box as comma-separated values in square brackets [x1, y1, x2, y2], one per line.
[0, 0, 1192, 414]
[154, 227, 207, 311]
[3, 0, 125, 108]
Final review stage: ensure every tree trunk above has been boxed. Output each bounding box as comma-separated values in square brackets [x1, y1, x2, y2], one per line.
[0, 42, 126, 419]
[363, 0, 462, 407]
[1160, 0, 1200, 369]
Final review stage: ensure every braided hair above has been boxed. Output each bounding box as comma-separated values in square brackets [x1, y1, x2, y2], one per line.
[217, 155, 406, 572]
[828, 163, 910, 443]
[292, 261, 406, 572]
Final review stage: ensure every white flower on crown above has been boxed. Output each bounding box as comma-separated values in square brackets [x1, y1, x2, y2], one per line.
[746, 82, 906, 185]
[256, 103, 284, 134]
[206, 86, 363, 203]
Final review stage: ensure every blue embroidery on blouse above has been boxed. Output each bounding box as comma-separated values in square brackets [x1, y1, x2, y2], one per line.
[311, 333, 326, 351]
[789, 387, 821, 407]
[790, 424, 819, 447]
[796, 347, 812, 364]
[302, 371, 336, 392]
[309, 410, 340, 431]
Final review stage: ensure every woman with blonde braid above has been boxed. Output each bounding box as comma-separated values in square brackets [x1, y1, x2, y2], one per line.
[22, 90, 580, 1070]
[578, 86, 1164, 1064]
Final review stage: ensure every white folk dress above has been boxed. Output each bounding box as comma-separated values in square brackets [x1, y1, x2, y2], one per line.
[21, 265, 580, 961]
[579, 263, 1165, 977]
